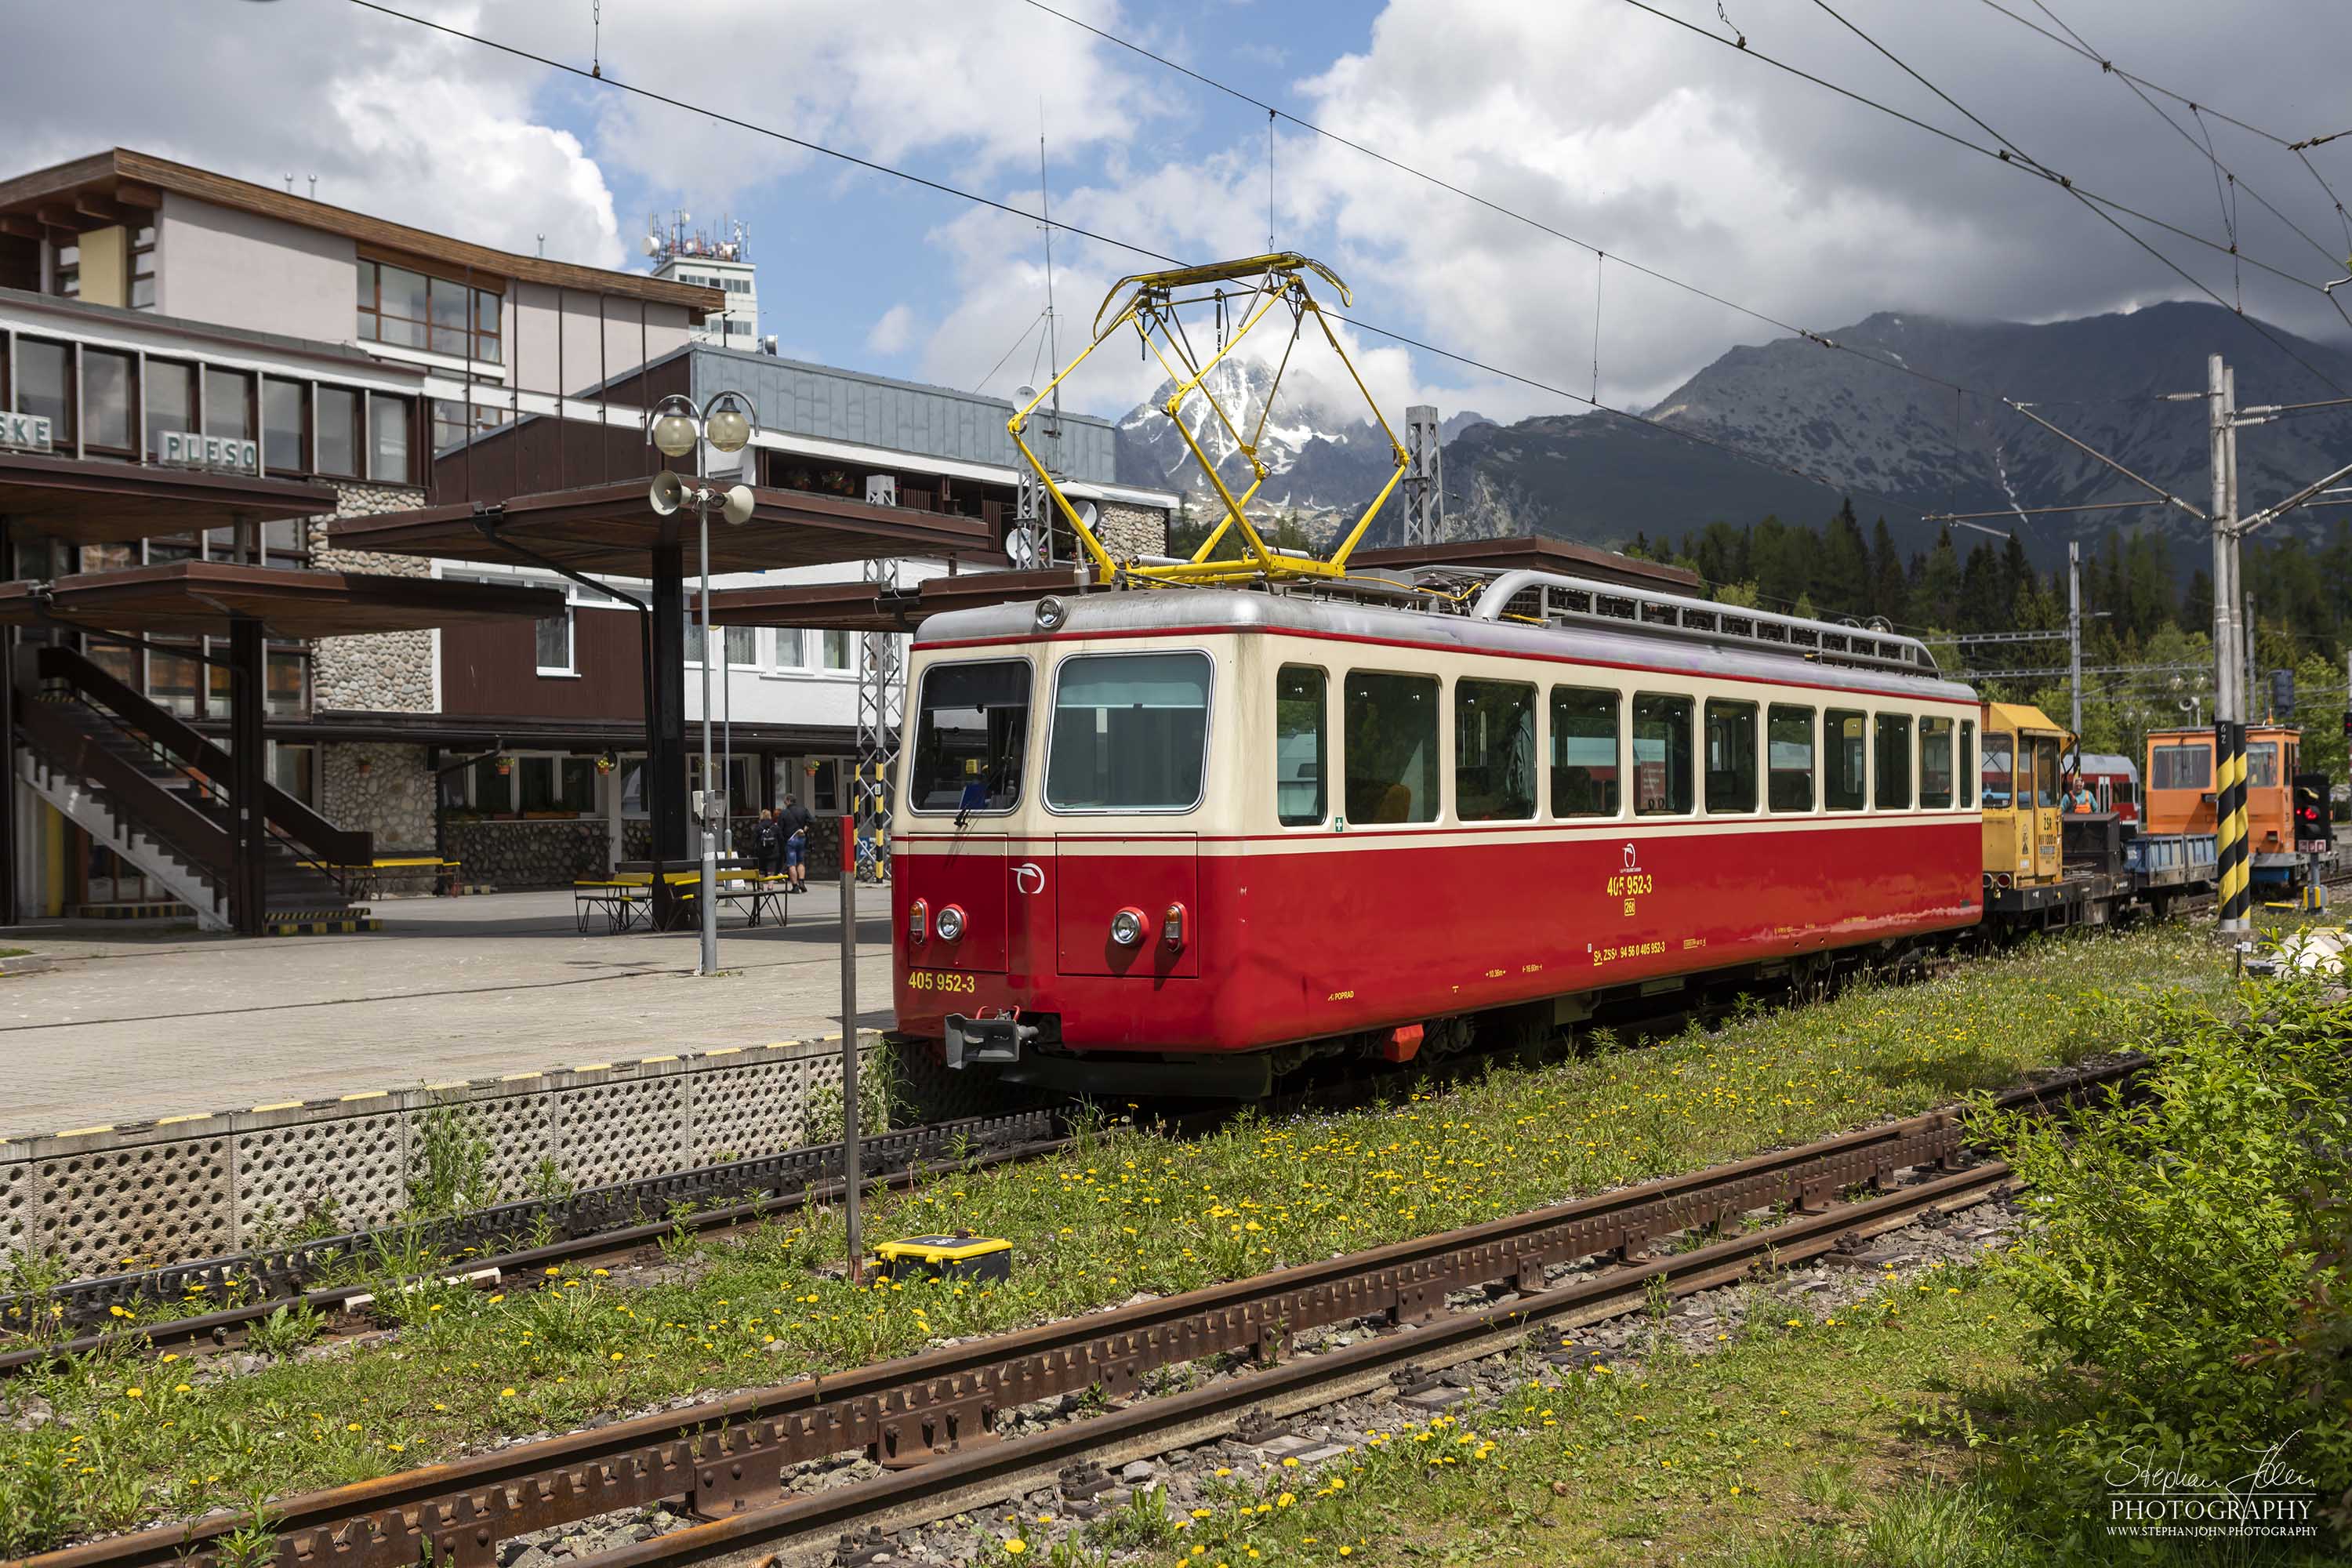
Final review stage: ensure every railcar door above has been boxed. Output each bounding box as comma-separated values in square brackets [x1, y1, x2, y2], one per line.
[1042, 648, 1208, 979]
[1980, 724, 2022, 877]
[2027, 733, 2063, 882]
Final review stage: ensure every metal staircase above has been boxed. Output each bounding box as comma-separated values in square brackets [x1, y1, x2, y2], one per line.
[12, 646, 372, 931]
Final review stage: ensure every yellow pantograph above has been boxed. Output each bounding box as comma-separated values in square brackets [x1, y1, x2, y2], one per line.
[1008, 252, 1409, 586]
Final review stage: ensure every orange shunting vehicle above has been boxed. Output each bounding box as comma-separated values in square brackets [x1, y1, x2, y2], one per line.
[2143, 724, 2320, 895]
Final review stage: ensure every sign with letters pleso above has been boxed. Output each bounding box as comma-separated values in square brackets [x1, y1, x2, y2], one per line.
[158, 430, 260, 474]
[0, 412, 53, 452]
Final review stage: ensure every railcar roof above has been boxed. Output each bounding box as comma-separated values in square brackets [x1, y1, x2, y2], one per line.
[917, 588, 1979, 704]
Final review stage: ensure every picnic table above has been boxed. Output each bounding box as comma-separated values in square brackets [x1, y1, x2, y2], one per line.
[578, 860, 790, 934]
[302, 855, 463, 898]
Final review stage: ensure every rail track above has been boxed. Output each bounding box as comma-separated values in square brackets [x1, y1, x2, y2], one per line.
[14, 1054, 2143, 1568]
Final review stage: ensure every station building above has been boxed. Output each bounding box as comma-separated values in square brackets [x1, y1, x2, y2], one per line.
[0, 148, 1174, 917]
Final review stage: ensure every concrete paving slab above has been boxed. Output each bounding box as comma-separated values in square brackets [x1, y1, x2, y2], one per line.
[0, 882, 900, 1138]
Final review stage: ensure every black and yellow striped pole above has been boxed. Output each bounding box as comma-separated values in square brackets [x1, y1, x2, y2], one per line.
[2216, 718, 2250, 932]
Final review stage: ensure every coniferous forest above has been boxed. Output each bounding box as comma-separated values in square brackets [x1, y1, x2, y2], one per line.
[1617, 499, 2352, 782]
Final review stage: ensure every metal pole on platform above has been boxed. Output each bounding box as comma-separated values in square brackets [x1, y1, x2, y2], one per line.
[838, 814, 862, 1285]
[698, 448, 719, 977]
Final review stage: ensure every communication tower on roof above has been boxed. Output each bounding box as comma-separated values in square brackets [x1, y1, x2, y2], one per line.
[645, 210, 759, 350]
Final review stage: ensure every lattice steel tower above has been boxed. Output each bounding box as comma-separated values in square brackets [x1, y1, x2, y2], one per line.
[1403, 405, 1445, 546]
[855, 479, 906, 882]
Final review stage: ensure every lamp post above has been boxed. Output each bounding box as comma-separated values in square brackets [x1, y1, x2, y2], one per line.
[648, 390, 758, 976]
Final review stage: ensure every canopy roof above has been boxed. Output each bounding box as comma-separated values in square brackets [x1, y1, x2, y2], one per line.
[0, 561, 564, 638]
[332, 478, 991, 576]
[698, 566, 1087, 632]
[0, 449, 339, 544]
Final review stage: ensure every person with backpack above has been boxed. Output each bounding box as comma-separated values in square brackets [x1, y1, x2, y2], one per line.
[752, 808, 783, 879]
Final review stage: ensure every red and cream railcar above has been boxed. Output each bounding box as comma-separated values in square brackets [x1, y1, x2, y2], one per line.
[891, 571, 1984, 1098]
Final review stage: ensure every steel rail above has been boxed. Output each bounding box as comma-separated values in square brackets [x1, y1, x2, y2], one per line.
[590, 1160, 2024, 1568]
[17, 1056, 2140, 1568]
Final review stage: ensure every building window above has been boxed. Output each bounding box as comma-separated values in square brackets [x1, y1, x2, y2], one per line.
[357, 260, 501, 362]
[205, 367, 254, 442]
[822, 630, 853, 672]
[263, 378, 307, 474]
[771, 627, 805, 669]
[726, 625, 757, 667]
[144, 359, 194, 456]
[82, 349, 134, 456]
[536, 604, 574, 673]
[16, 338, 73, 444]
[316, 384, 359, 477]
[130, 225, 156, 310]
[519, 756, 597, 814]
[430, 397, 506, 455]
[270, 742, 316, 808]
[266, 647, 309, 716]
[51, 241, 78, 298]
[368, 392, 412, 483]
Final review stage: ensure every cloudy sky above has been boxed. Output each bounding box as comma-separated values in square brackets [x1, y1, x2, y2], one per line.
[8, 0, 2350, 424]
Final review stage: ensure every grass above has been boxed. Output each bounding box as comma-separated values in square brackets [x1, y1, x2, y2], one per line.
[0, 924, 2233, 1551]
[1109, 1268, 2336, 1566]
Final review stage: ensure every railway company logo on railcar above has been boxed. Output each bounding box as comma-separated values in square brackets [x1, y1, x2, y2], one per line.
[1013, 862, 1046, 895]
[1606, 843, 1653, 916]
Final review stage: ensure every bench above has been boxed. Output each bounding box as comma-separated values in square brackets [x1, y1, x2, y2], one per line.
[575, 870, 790, 932]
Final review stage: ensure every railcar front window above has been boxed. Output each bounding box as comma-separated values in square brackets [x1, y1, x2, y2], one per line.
[1275, 665, 1327, 826]
[1982, 730, 2014, 806]
[1550, 687, 1619, 817]
[2150, 743, 2210, 792]
[1456, 679, 1537, 821]
[1047, 652, 1212, 811]
[1920, 717, 1955, 808]
[1827, 709, 1867, 811]
[1345, 671, 1440, 823]
[1704, 699, 1758, 814]
[908, 659, 1029, 812]
[1768, 706, 1814, 811]
[2248, 741, 2280, 789]
[1632, 693, 1693, 815]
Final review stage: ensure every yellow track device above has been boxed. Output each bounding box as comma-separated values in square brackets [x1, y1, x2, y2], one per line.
[1008, 252, 1409, 588]
[873, 1232, 1014, 1283]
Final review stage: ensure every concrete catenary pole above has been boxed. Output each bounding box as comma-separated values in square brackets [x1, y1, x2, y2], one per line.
[2210, 354, 2249, 935]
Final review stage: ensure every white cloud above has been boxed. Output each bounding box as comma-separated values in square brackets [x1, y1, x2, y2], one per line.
[866, 303, 917, 355]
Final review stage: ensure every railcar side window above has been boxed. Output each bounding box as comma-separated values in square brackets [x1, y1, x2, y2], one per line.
[2150, 743, 2211, 791]
[1345, 671, 1440, 823]
[1550, 687, 1620, 817]
[2248, 741, 2281, 789]
[908, 659, 1029, 812]
[1767, 706, 1814, 811]
[1825, 709, 1867, 811]
[1455, 679, 1537, 821]
[1704, 699, 1758, 814]
[1045, 652, 1212, 811]
[2032, 738, 2060, 808]
[1875, 715, 1913, 809]
[1982, 729, 2014, 807]
[1960, 721, 1976, 807]
[1920, 717, 1955, 808]
[1632, 693, 1693, 815]
[1275, 665, 1327, 826]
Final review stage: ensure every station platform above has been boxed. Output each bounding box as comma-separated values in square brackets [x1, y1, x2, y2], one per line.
[0, 883, 899, 1138]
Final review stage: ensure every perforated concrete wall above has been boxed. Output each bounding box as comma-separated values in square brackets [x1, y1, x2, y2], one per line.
[0, 1033, 912, 1276]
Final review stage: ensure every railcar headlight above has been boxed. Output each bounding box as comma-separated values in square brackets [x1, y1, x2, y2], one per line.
[1109, 906, 1147, 948]
[906, 898, 928, 945]
[935, 904, 967, 942]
